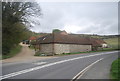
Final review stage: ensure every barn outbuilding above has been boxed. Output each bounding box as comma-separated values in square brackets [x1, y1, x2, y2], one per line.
[36, 32, 92, 55]
[89, 38, 108, 51]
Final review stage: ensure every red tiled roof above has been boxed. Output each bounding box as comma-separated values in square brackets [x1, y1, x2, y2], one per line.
[29, 36, 36, 40]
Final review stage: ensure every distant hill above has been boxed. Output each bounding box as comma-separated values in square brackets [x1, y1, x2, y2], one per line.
[70, 34, 119, 39]
[31, 32, 119, 40]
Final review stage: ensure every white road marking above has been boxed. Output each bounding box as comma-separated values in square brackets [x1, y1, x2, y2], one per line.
[71, 58, 104, 81]
[1, 51, 118, 80]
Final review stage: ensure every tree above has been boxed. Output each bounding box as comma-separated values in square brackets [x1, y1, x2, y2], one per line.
[52, 29, 61, 33]
[2, 2, 41, 55]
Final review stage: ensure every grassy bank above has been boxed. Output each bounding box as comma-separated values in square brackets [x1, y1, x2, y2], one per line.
[2, 45, 22, 59]
[104, 37, 119, 50]
[57, 49, 118, 56]
[110, 58, 120, 79]
[35, 49, 117, 56]
[28, 45, 35, 49]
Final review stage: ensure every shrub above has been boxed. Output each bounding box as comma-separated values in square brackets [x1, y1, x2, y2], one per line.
[110, 58, 120, 79]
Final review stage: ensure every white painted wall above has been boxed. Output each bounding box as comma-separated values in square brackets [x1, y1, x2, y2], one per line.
[102, 43, 108, 48]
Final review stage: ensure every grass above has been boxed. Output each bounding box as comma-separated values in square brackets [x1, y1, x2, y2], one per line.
[110, 58, 120, 79]
[29, 45, 35, 49]
[0, 55, 2, 60]
[35, 49, 117, 57]
[2, 45, 22, 59]
[34, 52, 44, 56]
[58, 49, 117, 56]
[104, 37, 119, 50]
[35, 51, 50, 56]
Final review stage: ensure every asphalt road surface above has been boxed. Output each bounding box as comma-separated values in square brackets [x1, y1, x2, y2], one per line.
[1, 51, 119, 80]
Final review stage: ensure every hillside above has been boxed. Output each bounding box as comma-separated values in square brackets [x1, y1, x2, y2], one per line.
[104, 37, 119, 50]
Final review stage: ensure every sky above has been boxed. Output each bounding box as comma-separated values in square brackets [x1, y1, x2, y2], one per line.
[30, 2, 118, 35]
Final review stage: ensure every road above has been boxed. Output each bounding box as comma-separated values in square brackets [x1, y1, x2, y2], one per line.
[1, 51, 118, 80]
[2, 43, 56, 63]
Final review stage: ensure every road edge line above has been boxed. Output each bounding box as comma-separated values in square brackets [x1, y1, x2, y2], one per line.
[71, 58, 104, 81]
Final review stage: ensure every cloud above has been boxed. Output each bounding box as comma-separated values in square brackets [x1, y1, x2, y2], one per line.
[30, 2, 118, 35]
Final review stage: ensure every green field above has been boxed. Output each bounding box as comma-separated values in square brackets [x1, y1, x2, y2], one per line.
[104, 37, 119, 50]
[110, 58, 120, 79]
[2, 45, 22, 59]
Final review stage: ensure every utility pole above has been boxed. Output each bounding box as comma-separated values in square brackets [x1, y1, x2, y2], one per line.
[52, 32, 55, 56]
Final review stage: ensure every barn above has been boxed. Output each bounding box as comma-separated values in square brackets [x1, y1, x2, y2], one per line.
[36, 32, 92, 56]
[89, 38, 108, 51]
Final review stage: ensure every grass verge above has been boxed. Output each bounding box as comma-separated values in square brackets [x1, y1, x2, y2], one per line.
[35, 48, 118, 57]
[2, 45, 22, 59]
[57, 49, 118, 56]
[110, 58, 120, 79]
[29, 45, 35, 49]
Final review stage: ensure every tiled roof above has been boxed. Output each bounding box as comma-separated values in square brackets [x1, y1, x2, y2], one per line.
[29, 36, 37, 40]
[88, 38, 106, 47]
[36, 32, 107, 47]
[37, 33, 92, 45]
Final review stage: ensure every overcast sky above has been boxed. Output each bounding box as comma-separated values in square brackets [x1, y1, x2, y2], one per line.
[30, 2, 118, 35]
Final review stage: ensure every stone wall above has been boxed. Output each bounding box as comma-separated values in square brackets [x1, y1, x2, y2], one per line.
[39, 44, 53, 55]
[54, 44, 70, 54]
[39, 43, 92, 55]
[54, 44, 92, 54]
[70, 44, 91, 53]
